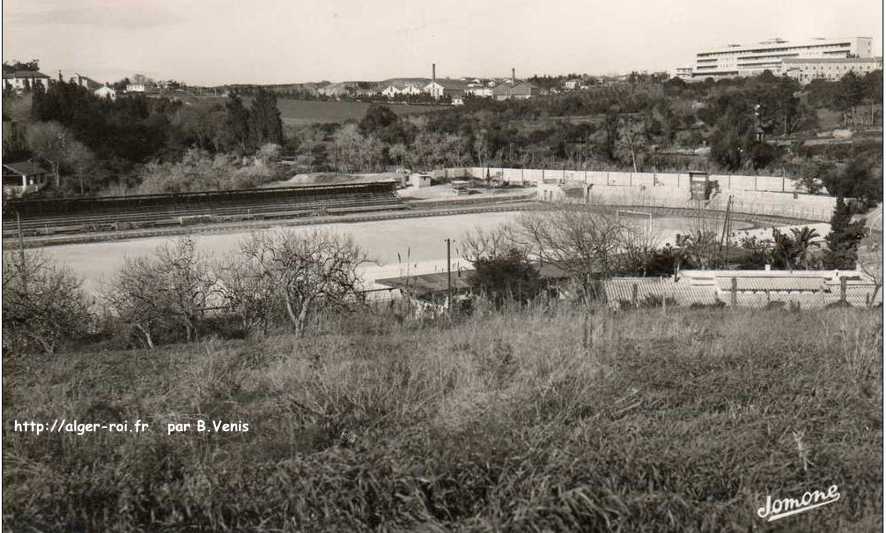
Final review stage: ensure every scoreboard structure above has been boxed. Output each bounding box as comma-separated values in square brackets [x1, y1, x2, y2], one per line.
[688, 171, 719, 201]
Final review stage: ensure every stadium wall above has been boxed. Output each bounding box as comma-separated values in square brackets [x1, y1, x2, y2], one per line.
[444, 167, 837, 222]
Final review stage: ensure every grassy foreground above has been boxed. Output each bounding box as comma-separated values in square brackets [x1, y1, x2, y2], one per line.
[3, 306, 882, 531]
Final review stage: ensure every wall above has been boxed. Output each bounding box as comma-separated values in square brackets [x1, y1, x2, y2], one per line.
[444, 167, 837, 222]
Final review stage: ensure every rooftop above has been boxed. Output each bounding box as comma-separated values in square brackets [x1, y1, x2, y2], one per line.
[428, 78, 470, 90]
[376, 263, 571, 298]
[698, 37, 867, 56]
[3, 161, 50, 176]
[781, 57, 883, 64]
[2, 70, 50, 79]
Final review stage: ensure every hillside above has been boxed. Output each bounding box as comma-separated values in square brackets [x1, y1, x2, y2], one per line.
[3, 306, 881, 531]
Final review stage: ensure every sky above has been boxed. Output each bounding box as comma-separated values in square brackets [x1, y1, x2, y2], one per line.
[2, 0, 883, 86]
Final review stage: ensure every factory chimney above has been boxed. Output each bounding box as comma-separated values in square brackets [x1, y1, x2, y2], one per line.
[432, 63, 436, 84]
[512, 67, 516, 84]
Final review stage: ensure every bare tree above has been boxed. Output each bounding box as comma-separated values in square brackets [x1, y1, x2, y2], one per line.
[105, 256, 165, 349]
[216, 246, 281, 337]
[616, 116, 647, 173]
[514, 206, 635, 302]
[857, 228, 882, 307]
[105, 237, 218, 347]
[236, 230, 369, 337]
[3, 248, 92, 354]
[460, 224, 525, 263]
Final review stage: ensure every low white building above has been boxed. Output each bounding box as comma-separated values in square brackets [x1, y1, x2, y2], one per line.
[410, 173, 432, 188]
[2, 70, 51, 92]
[465, 84, 493, 98]
[94, 85, 117, 100]
[380, 80, 428, 98]
[2, 161, 52, 197]
[423, 78, 469, 100]
[670, 66, 694, 81]
[71, 73, 101, 90]
[126, 83, 146, 93]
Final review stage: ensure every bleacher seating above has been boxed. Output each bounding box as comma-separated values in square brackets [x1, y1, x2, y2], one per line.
[3, 183, 405, 237]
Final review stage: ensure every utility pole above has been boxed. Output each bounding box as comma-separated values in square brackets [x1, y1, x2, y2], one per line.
[445, 238, 453, 315]
[17, 211, 25, 264]
[718, 195, 734, 265]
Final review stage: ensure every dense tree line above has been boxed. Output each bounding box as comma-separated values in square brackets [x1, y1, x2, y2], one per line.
[281, 69, 881, 206]
[5, 80, 285, 196]
[4, 66, 881, 201]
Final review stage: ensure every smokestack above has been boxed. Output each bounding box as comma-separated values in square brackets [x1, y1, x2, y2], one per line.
[512, 68, 516, 84]
[432, 63, 436, 84]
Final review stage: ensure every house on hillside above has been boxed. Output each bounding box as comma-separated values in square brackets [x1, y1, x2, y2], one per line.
[492, 80, 539, 100]
[94, 84, 117, 100]
[563, 78, 591, 90]
[465, 81, 494, 98]
[380, 79, 428, 98]
[423, 78, 469, 100]
[2, 70, 51, 92]
[126, 83, 146, 93]
[3, 161, 52, 198]
[71, 73, 102, 91]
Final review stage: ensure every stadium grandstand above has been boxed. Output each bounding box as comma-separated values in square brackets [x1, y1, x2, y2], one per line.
[2, 181, 404, 238]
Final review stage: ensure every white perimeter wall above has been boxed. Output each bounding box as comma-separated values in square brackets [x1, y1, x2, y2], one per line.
[441, 167, 837, 222]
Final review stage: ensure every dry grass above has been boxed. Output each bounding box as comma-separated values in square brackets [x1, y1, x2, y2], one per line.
[3, 305, 882, 531]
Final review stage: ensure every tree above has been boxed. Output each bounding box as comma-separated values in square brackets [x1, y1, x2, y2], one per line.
[516, 206, 634, 302]
[603, 107, 620, 161]
[856, 222, 882, 307]
[105, 237, 218, 347]
[770, 228, 797, 270]
[615, 115, 647, 172]
[236, 230, 368, 337]
[461, 225, 525, 264]
[221, 94, 252, 153]
[359, 105, 399, 139]
[675, 230, 720, 269]
[25, 121, 97, 191]
[249, 89, 284, 147]
[790, 226, 822, 269]
[332, 124, 383, 172]
[216, 250, 279, 337]
[469, 248, 543, 308]
[798, 160, 835, 194]
[709, 127, 747, 171]
[172, 101, 226, 151]
[820, 157, 882, 208]
[824, 197, 867, 269]
[3, 249, 92, 354]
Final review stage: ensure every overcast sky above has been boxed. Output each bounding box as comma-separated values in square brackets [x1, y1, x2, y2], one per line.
[3, 0, 882, 86]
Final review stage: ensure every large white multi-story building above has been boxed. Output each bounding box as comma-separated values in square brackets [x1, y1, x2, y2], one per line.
[688, 37, 873, 80]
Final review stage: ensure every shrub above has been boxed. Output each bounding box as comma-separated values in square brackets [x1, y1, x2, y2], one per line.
[2, 249, 92, 354]
[469, 248, 543, 308]
[104, 236, 219, 348]
[231, 229, 369, 337]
